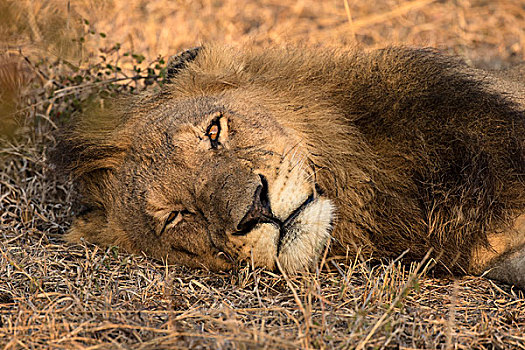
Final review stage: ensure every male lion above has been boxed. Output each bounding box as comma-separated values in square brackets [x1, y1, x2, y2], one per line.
[52, 45, 525, 289]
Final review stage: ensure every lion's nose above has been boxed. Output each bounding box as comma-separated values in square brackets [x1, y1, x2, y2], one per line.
[235, 175, 278, 234]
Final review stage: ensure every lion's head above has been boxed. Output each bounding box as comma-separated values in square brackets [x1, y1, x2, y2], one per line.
[54, 47, 343, 273]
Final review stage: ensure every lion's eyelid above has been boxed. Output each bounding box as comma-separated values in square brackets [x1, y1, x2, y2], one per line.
[206, 115, 223, 149]
[158, 210, 187, 236]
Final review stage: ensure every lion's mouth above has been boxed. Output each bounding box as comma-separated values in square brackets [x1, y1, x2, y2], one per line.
[227, 178, 334, 273]
[275, 195, 334, 273]
[233, 190, 317, 254]
[277, 193, 315, 255]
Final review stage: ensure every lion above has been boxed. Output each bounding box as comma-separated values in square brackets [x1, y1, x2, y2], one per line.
[52, 45, 525, 289]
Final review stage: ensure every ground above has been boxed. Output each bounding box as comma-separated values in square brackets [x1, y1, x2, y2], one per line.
[1, 0, 524, 349]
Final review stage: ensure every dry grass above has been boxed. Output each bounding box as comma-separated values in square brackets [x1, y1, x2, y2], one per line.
[1, 0, 525, 348]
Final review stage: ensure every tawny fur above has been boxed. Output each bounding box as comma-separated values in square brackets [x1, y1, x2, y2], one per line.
[52, 45, 525, 288]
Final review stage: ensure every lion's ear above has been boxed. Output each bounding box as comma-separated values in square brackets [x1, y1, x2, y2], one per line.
[49, 105, 130, 180]
[50, 107, 130, 209]
[165, 47, 202, 81]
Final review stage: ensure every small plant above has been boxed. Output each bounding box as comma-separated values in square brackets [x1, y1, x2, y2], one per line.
[1, 18, 168, 141]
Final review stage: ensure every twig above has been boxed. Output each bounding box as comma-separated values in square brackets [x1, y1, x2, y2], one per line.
[354, 248, 435, 350]
[343, 0, 357, 41]
[275, 259, 310, 348]
[352, 0, 436, 29]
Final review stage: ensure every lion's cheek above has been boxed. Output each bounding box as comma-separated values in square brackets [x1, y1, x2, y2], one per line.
[227, 224, 280, 269]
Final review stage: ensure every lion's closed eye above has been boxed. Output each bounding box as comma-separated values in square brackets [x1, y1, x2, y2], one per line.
[159, 210, 191, 236]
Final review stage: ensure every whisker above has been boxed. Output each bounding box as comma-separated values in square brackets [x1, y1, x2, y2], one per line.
[282, 141, 302, 162]
[290, 155, 306, 174]
[305, 166, 323, 183]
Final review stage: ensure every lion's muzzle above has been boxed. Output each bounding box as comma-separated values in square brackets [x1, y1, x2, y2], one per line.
[233, 176, 325, 258]
[194, 151, 335, 273]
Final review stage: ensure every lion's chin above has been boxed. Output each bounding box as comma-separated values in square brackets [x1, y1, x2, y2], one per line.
[277, 198, 334, 273]
[235, 198, 334, 274]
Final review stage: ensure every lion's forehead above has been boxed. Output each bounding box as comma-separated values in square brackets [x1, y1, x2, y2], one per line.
[139, 96, 223, 126]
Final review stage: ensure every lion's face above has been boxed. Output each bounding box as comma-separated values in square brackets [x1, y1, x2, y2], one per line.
[70, 95, 334, 273]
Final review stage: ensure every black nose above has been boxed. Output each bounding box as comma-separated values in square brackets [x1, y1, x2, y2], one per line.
[235, 175, 278, 234]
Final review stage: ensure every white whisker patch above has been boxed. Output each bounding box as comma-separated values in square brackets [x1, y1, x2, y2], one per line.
[278, 198, 334, 274]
